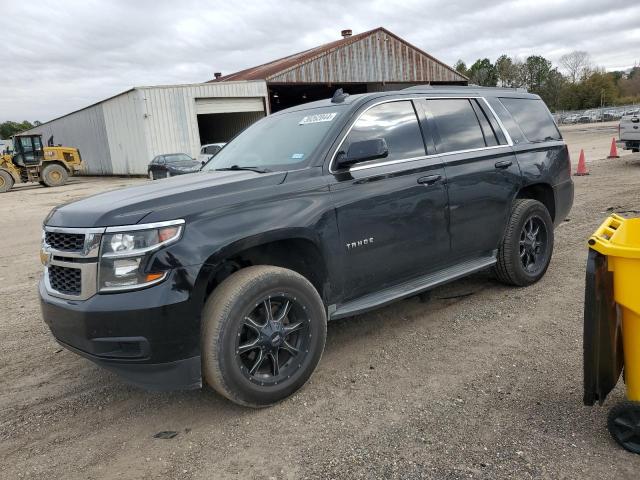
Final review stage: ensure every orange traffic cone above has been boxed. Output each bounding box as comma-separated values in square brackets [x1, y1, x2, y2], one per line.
[574, 149, 589, 176]
[607, 137, 620, 159]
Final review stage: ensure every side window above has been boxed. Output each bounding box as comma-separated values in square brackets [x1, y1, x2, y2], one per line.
[426, 99, 486, 153]
[340, 101, 426, 164]
[157, 156, 166, 165]
[20, 137, 34, 153]
[33, 136, 43, 151]
[499, 97, 561, 143]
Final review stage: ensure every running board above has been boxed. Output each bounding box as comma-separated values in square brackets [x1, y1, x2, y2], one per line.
[329, 254, 497, 320]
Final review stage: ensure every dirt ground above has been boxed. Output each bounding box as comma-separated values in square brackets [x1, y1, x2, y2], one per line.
[561, 121, 631, 163]
[2, 126, 640, 479]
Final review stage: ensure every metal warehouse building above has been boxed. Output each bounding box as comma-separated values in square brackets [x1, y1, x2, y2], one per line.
[25, 27, 466, 175]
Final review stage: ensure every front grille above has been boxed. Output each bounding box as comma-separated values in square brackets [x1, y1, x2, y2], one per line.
[48, 265, 81, 295]
[45, 232, 85, 251]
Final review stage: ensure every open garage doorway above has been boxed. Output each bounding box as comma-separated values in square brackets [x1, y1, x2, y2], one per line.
[195, 97, 266, 145]
[197, 111, 265, 145]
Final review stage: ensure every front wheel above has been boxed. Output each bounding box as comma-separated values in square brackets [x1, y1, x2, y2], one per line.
[201, 266, 327, 407]
[494, 199, 554, 286]
[0, 170, 14, 193]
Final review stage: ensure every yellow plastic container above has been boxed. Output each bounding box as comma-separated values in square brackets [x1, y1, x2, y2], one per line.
[589, 214, 640, 401]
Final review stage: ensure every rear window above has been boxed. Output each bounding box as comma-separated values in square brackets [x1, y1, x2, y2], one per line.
[426, 99, 487, 153]
[499, 98, 561, 143]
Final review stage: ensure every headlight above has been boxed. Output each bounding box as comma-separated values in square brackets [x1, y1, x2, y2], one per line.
[98, 220, 184, 292]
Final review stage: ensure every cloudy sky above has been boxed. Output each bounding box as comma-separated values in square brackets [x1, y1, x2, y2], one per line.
[1, 0, 638, 122]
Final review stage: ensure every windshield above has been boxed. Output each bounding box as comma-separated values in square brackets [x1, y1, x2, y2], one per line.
[165, 154, 195, 164]
[202, 106, 342, 172]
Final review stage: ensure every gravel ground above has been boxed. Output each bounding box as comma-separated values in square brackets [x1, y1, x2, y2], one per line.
[1, 129, 640, 479]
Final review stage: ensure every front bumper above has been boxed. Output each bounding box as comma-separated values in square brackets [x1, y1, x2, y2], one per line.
[39, 266, 203, 391]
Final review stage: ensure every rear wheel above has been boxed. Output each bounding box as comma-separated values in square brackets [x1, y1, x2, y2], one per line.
[41, 163, 68, 187]
[0, 170, 14, 193]
[201, 265, 327, 407]
[495, 199, 554, 286]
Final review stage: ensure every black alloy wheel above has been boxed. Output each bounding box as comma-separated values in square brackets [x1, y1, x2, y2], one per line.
[201, 265, 327, 407]
[495, 199, 554, 286]
[519, 215, 549, 275]
[235, 294, 311, 386]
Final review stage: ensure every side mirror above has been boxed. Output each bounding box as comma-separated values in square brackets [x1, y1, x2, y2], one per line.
[336, 138, 388, 168]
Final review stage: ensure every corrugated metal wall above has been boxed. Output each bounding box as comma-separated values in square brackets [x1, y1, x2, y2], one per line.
[22, 81, 269, 176]
[268, 30, 464, 84]
[136, 81, 268, 174]
[21, 103, 112, 175]
[102, 89, 150, 175]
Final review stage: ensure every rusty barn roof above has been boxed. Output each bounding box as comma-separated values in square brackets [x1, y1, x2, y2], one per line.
[211, 27, 467, 84]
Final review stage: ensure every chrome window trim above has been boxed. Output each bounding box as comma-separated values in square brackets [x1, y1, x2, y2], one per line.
[328, 96, 514, 174]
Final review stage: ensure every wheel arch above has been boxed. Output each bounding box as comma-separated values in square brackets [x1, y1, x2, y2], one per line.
[196, 229, 331, 307]
[515, 183, 555, 222]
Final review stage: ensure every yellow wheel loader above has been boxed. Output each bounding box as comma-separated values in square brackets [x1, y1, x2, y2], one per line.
[0, 134, 82, 193]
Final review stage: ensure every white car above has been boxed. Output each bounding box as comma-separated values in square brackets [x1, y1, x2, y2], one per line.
[197, 143, 226, 165]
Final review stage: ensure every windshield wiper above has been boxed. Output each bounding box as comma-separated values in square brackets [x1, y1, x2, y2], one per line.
[215, 165, 271, 173]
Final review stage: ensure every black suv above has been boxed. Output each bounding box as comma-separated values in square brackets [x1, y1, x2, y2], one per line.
[40, 87, 573, 407]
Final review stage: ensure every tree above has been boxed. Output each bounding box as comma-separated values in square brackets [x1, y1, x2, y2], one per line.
[468, 58, 498, 86]
[495, 55, 514, 87]
[0, 121, 37, 139]
[454, 59, 468, 77]
[537, 68, 566, 111]
[559, 51, 592, 83]
[581, 71, 618, 108]
[523, 55, 552, 92]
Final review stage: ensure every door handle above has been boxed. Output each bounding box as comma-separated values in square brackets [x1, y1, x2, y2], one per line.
[417, 174, 442, 185]
[495, 160, 513, 169]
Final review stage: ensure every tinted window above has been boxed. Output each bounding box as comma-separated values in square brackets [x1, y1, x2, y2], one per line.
[164, 153, 193, 164]
[340, 101, 425, 164]
[499, 98, 561, 143]
[204, 145, 222, 155]
[203, 106, 340, 172]
[427, 99, 486, 153]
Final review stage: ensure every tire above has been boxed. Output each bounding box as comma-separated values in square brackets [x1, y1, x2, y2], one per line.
[201, 265, 327, 407]
[0, 170, 14, 193]
[148, 170, 154, 180]
[41, 163, 68, 187]
[494, 199, 554, 286]
[607, 401, 640, 454]
[632, 148, 639, 153]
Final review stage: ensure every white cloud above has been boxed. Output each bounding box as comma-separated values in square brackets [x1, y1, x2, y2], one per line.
[1, 0, 638, 122]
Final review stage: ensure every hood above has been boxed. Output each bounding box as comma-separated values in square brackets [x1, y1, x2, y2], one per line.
[45, 170, 287, 228]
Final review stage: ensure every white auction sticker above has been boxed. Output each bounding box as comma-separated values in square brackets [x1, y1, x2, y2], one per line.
[299, 112, 337, 125]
